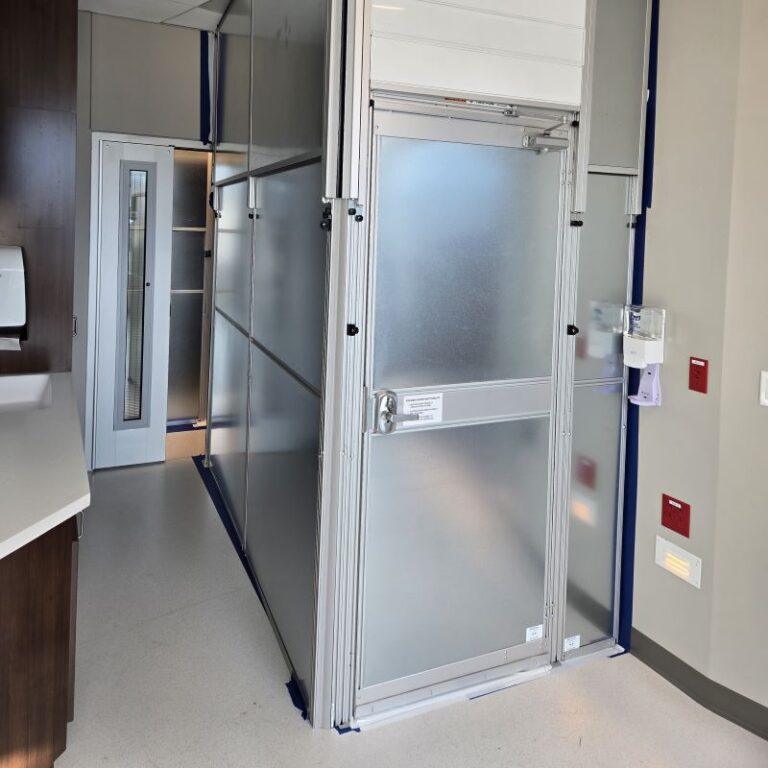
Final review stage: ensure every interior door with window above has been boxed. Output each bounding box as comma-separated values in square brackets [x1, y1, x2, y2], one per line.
[93, 141, 173, 469]
[356, 110, 569, 711]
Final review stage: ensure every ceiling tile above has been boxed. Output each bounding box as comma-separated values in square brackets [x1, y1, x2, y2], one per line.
[79, 0, 206, 24]
[164, 7, 222, 32]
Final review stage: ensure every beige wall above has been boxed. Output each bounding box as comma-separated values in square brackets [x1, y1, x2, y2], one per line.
[72, 12, 202, 426]
[635, 0, 768, 707]
[710, 0, 768, 706]
[89, 13, 200, 140]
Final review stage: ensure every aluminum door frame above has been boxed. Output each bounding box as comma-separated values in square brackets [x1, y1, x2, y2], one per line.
[351, 106, 578, 717]
[558, 172, 638, 662]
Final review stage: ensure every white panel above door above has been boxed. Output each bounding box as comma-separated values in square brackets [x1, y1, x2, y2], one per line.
[370, 0, 587, 107]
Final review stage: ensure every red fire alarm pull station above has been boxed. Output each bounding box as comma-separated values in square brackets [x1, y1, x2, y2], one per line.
[689, 357, 709, 394]
[662, 494, 691, 538]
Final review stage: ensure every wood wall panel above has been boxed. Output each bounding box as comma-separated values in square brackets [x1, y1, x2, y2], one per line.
[0, 0, 78, 375]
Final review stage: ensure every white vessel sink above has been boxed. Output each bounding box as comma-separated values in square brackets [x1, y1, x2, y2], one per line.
[0, 374, 53, 413]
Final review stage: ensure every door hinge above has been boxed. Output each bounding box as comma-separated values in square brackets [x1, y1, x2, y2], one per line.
[72, 315, 78, 337]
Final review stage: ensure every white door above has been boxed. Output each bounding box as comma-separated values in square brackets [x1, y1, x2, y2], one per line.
[93, 141, 173, 468]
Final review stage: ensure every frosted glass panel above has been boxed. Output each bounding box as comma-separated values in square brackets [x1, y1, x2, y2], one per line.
[373, 137, 562, 389]
[214, 181, 251, 329]
[215, 0, 252, 181]
[167, 293, 203, 422]
[565, 383, 623, 648]
[362, 417, 550, 688]
[245, 345, 321, 704]
[173, 150, 208, 228]
[575, 174, 632, 381]
[210, 311, 249, 541]
[250, 0, 326, 170]
[589, 0, 648, 170]
[251, 161, 327, 389]
[171, 231, 205, 291]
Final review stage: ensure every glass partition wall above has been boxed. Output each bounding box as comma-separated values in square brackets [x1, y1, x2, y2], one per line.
[208, 0, 329, 714]
[206, 0, 648, 730]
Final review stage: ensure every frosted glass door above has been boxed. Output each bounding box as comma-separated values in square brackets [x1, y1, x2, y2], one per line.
[358, 112, 565, 705]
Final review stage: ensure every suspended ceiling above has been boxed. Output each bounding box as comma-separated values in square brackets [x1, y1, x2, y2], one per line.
[78, 0, 230, 31]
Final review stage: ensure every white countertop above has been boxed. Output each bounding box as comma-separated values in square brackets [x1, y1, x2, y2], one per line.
[0, 373, 91, 560]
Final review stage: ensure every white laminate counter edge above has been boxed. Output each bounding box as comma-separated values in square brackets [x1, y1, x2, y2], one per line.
[0, 491, 91, 561]
[0, 373, 91, 561]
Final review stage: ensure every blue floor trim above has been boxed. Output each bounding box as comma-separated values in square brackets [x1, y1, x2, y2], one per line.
[191, 455, 311, 723]
[286, 676, 309, 721]
[335, 724, 361, 735]
[167, 421, 205, 434]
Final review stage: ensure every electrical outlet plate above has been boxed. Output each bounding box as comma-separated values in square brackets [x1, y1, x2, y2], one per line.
[563, 635, 581, 653]
[526, 624, 543, 643]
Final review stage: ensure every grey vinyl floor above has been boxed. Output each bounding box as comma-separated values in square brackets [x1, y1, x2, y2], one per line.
[57, 460, 768, 768]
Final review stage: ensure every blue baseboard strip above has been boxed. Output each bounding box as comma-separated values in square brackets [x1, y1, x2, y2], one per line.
[335, 725, 361, 735]
[286, 676, 309, 721]
[167, 421, 206, 434]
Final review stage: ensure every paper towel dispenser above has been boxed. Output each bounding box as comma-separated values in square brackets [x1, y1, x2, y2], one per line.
[0, 246, 26, 351]
[0, 246, 26, 328]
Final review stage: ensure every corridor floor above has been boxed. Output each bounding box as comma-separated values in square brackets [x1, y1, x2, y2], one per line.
[58, 460, 768, 768]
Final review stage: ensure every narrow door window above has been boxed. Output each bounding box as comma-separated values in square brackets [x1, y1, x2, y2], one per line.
[115, 163, 156, 429]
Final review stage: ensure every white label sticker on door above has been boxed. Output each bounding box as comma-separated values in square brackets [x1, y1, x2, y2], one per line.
[401, 393, 443, 429]
[563, 635, 581, 653]
[526, 624, 544, 643]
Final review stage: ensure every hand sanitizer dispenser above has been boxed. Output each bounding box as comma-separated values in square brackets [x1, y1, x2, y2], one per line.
[623, 305, 665, 369]
[624, 305, 666, 407]
[0, 246, 26, 351]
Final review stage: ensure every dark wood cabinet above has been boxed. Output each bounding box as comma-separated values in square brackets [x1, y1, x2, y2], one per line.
[0, 519, 78, 768]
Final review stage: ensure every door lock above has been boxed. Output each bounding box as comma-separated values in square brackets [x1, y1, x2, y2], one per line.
[375, 391, 422, 434]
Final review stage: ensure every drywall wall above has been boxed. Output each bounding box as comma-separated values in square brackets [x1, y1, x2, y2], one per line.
[634, 0, 741, 673]
[90, 13, 200, 140]
[634, 0, 768, 709]
[72, 12, 203, 425]
[709, 0, 768, 707]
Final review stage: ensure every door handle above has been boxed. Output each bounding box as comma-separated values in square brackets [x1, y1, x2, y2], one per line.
[391, 413, 421, 424]
[374, 391, 422, 434]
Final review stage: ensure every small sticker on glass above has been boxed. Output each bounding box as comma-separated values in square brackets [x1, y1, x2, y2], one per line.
[526, 624, 544, 643]
[563, 634, 581, 653]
